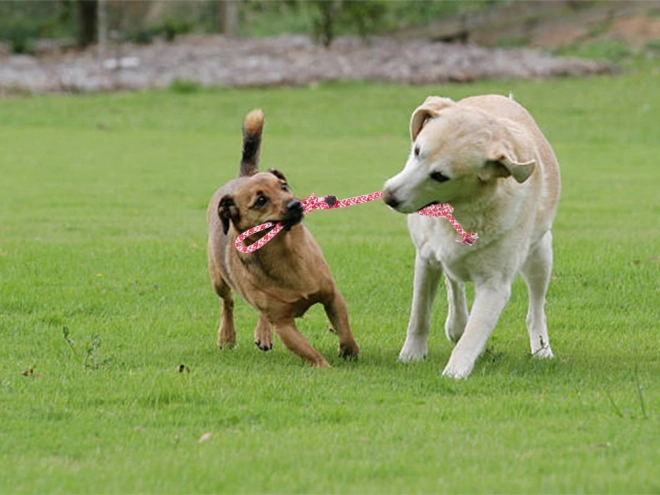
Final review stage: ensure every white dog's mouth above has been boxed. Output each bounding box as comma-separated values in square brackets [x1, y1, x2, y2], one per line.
[383, 189, 439, 214]
[418, 201, 439, 212]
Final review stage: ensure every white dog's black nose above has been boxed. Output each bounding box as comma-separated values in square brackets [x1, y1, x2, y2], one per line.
[383, 190, 400, 209]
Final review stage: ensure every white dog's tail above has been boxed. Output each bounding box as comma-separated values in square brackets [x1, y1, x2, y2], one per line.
[239, 109, 264, 177]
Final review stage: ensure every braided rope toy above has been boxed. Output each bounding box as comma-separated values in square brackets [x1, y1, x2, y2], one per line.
[235, 191, 478, 253]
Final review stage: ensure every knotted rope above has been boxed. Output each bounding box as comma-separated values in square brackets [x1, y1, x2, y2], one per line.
[234, 191, 478, 253]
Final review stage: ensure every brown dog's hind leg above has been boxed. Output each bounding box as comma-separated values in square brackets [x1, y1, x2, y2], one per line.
[273, 321, 330, 368]
[323, 289, 360, 360]
[213, 279, 236, 349]
[254, 313, 273, 351]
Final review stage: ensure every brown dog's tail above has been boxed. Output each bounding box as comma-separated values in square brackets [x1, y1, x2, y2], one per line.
[239, 109, 264, 177]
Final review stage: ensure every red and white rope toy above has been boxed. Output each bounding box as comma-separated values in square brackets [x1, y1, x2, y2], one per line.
[235, 191, 478, 253]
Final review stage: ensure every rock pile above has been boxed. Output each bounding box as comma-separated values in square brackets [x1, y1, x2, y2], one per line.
[0, 34, 615, 94]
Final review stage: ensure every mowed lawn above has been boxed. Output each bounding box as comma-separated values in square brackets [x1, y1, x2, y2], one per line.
[1, 60, 659, 493]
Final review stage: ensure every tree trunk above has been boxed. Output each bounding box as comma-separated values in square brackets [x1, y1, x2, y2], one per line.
[77, 0, 98, 48]
[218, 1, 238, 36]
[97, 0, 107, 60]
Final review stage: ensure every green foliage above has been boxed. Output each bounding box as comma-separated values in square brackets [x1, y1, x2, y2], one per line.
[123, 28, 155, 45]
[644, 39, 660, 55]
[5, 21, 37, 55]
[239, 0, 500, 40]
[555, 39, 634, 62]
[0, 0, 75, 52]
[1, 61, 659, 493]
[646, 8, 660, 19]
[124, 18, 194, 45]
[0, 0, 496, 48]
[306, 0, 388, 47]
[168, 78, 203, 94]
[160, 18, 194, 42]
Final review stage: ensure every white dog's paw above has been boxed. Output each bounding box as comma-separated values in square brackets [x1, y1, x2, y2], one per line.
[532, 345, 554, 359]
[442, 356, 474, 379]
[444, 321, 465, 344]
[444, 311, 467, 344]
[398, 341, 427, 362]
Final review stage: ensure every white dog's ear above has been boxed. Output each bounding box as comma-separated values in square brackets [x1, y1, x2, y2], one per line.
[479, 156, 535, 183]
[480, 122, 536, 183]
[410, 96, 454, 141]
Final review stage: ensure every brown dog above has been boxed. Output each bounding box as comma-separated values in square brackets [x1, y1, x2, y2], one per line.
[207, 109, 359, 367]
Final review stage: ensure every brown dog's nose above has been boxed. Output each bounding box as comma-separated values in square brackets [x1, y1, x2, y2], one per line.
[383, 190, 400, 209]
[282, 199, 304, 231]
[287, 199, 302, 212]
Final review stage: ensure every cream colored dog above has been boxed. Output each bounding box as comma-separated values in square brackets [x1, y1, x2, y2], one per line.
[383, 95, 560, 379]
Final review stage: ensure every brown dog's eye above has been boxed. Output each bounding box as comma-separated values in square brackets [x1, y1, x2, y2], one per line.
[254, 195, 268, 208]
[281, 183, 290, 192]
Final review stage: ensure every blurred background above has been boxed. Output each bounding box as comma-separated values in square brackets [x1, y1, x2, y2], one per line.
[0, 1, 658, 94]
[1, 0, 658, 55]
[0, 1, 497, 52]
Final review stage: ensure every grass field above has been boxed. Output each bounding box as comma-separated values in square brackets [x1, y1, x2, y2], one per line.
[1, 59, 659, 493]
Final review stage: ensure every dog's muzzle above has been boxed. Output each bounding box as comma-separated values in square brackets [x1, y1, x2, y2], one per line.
[383, 189, 401, 210]
[282, 199, 304, 231]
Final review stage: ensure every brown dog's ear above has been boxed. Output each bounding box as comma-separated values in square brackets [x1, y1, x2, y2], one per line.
[218, 195, 239, 235]
[268, 168, 287, 183]
[480, 123, 535, 183]
[410, 96, 454, 141]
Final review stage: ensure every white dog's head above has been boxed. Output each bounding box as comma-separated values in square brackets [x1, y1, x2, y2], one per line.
[383, 96, 536, 213]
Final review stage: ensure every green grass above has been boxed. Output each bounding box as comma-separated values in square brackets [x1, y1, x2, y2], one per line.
[1, 61, 659, 493]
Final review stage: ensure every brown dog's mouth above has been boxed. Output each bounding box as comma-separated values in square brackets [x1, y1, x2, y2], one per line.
[282, 216, 303, 231]
[272, 199, 304, 231]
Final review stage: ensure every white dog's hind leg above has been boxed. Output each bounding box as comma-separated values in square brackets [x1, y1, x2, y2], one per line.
[444, 277, 468, 344]
[442, 282, 511, 379]
[399, 253, 442, 362]
[521, 231, 554, 359]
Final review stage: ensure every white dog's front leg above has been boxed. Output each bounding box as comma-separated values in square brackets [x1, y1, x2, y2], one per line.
[444, 277, 468, 344]
[399, 253, 442, 362]
[442, 282, 511, 379]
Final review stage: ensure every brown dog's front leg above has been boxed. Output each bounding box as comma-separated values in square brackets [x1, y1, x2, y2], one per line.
[274, 321, 330, 368]
[214, 280, 236, 349]
[323, 289, 359, 360]
[254, 313, 273, 351]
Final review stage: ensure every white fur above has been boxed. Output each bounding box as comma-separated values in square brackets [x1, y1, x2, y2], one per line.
[384, 95, 560, 379]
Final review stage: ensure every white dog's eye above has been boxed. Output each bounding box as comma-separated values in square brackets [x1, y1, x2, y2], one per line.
[430, 171, 449, 183]
[414, 145, 421, 157]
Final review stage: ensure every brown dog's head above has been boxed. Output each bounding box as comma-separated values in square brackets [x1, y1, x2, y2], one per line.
[218, 169, 303, 235]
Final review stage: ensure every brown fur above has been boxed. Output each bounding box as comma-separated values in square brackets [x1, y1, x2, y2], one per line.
[207, 109, 359, 367]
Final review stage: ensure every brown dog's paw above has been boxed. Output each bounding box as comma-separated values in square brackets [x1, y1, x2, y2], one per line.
[255, 340, 273, 352]
[217, 326, 236, 350]
[338, 342, 360, 361]
[311, 357, 331, 368]
[217, 340, 236, 350]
